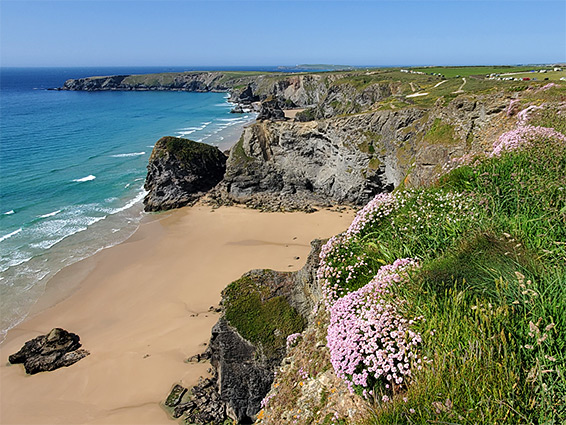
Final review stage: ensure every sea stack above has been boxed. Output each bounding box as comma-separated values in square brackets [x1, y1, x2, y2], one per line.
[143, 136, 227, 212]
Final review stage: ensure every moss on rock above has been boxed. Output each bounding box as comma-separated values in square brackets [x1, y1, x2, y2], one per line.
[223, 275, 305, 357]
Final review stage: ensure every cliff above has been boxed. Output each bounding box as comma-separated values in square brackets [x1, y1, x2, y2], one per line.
[163, 240, 326, 424]
[143, 136, 226, 212]
[211, 92, 510, 211]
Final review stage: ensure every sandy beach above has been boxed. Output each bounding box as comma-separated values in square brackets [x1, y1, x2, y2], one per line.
[0, 204, 353, 424]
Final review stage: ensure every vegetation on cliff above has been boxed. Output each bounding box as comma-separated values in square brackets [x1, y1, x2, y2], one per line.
[223, 274, 306, 358]
[258, 92, 566, 424]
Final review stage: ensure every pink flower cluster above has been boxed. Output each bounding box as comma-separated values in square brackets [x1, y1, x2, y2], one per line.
[491, 125, 566, 157]
[326, 259, 422, 398]
[318, 235, 369, 304]
[516, 105, 543, 126]
[345, 193, 397, 238]
[286, 332, 302, 349]
[537, 83, 557, 92]
[506, 99, 520, 117]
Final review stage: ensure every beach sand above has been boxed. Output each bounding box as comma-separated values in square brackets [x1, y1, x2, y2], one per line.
[0, 204, 353, 424]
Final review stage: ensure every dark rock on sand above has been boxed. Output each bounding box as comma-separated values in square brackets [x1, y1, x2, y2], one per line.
[143, 136, 227, 212]
[8, 328, 89, 375]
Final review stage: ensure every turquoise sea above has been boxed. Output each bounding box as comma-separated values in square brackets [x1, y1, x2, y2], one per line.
[0, 67, 258, 341]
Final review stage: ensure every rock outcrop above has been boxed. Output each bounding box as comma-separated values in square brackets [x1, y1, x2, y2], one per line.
[257, 96, 286, 121]
[210, 93, 511, 211]
[164, 240, 325, 424]
[61, 72, 233, 92]
[143, 136, 226, 212]
[8, 328, 89, 374]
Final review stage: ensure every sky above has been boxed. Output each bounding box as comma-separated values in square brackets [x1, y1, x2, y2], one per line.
[1, 0, 565, 67]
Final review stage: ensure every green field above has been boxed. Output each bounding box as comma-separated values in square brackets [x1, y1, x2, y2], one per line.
[411, 66, 542, 78]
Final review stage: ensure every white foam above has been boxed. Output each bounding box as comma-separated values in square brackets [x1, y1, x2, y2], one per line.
[177, 130, 196, 137]
[38, 210, 61, 218]
[110, 152, 145, 158]
[109, 188, 147, 214]
[30, 237, 68, 250]
[0, 254, 32, 272]
[0, 228, 22, 243]
[3, 210, 15, 215]
[73, 175, 96, 182]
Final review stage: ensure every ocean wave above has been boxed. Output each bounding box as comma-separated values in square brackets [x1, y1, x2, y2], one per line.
[29, 215, 105, 250]
[0, 253, 32, 273]
[219, 117, 246, 122]
[30, 237, 69, 250]
[177, 130, 196, 137]
[38, 210, 61, 218]
[73, 175, 96, 182]
[108, 188, 147, 215]
[110, 152, 146, 158]
[3, 210, 15, 215]
[0, 228, 22, 243]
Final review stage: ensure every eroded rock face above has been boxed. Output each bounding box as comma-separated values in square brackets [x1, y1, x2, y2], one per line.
[257, 96, 286, 121]
[165, 240, 325, 424]
[213, 93, 511, 211]
[8, 328, 89, 375]
[218, 109, 422, 211]
[143, 136, 226, 212]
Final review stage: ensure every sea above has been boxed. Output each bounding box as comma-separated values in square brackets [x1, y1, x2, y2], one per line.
[0, 66, 277, 342]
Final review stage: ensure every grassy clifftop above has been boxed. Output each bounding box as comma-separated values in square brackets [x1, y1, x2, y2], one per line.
[257, 92, 566, 424]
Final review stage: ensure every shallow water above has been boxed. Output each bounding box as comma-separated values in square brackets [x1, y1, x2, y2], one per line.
[0, 67, 255, 340]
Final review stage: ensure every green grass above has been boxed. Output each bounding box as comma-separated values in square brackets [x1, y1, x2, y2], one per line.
[529, 107, 566, 135]
[411, 66, 540, 79]
[423, 118, 458, 145]
[157, 136, 224, 166]
[223, 275, 305, 358]
[319, 121, 566, 423]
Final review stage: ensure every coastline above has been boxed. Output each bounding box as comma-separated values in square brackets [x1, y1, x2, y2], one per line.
[0, 105, 248, 344]
[0, 203, 354, 424]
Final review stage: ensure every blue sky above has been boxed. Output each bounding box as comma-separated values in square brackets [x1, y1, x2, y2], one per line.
[1, 0, 564, 67]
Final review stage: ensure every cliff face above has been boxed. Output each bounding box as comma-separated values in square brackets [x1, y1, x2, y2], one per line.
[164, 241, 325, 424]
[216, 93, 510, 211]
[62, 72, 234, 92]
[144, 136, 226, 212]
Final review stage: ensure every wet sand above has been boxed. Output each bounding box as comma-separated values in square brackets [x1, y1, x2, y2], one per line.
[0, 204, 353, 424]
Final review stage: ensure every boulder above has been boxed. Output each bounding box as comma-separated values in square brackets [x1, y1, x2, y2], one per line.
[8, 328, 89, 374]
[143, 136, 227, 212]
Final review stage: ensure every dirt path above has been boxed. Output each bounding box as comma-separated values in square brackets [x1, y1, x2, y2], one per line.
[453, 77, 467, 94]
